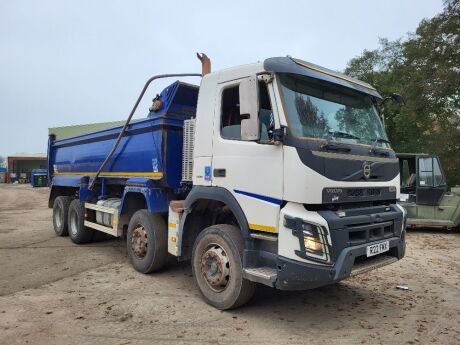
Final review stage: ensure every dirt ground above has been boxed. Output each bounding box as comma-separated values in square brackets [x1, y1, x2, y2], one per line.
[0, 184, 458, 345]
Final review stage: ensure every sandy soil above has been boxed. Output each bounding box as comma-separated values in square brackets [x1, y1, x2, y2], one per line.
[0, 184, 458, 345]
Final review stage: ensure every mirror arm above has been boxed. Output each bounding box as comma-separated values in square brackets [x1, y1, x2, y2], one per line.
[272, 126, 287, 145]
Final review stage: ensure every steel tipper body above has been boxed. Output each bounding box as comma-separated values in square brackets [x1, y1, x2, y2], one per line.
[48, 55, 405, 309]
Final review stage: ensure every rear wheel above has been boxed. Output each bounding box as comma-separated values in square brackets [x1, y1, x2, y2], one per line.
[127, 210, 168, 273]
[192, 224, 256, 310]
[68, 199, 93, 244]
[52, 196, 72, 236]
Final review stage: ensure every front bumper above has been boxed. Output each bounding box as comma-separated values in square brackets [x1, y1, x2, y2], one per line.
[275, 236, 405, 290]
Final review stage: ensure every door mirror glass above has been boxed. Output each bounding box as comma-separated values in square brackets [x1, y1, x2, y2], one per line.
[239, 76, 260, 141]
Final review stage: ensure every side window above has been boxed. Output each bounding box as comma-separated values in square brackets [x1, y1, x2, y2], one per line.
[221, 86, 241, 140]
[220, 80, 274, 141]
[258, 81, 274, 140]
[433, 158, 445, 186]
[418, 157, 433, 187]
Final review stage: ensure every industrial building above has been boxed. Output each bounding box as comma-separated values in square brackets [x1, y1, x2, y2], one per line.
[7, 153, 47, 183]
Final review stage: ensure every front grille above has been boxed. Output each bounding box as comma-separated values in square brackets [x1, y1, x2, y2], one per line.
[346, 220, 394, 245]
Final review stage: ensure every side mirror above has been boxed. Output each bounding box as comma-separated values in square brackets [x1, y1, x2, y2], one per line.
[239, 76, 260, 141]
[380, 93, 405, 107]
[391, 93, 405, 105]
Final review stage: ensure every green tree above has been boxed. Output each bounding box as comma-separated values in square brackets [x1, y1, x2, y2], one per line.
[345, 0, 460, 186]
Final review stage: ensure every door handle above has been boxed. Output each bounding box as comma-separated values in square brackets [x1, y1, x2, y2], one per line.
[213, 169, 226, 177]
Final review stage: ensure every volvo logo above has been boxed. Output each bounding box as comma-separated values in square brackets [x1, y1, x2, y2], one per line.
[326, 188, 343, 194]
[363, 162, 371, 179]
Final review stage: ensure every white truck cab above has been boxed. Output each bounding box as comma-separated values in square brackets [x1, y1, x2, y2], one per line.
[173, 56, 405, 308]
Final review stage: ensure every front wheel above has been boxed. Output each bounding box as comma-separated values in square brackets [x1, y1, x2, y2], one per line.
[127, 210, 168, 273]
[192, 224, 256, 310]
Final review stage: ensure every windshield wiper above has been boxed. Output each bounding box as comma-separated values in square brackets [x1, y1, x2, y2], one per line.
[327, 131, 361, 141]
[369, 137, 391, 156]
[321, 131, 359, 152]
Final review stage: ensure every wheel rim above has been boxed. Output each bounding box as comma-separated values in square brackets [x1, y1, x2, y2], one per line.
[69, 210, 78, 236]
[200, 243, 230, 292]
[54, 206, 62, 228]
[131, 225, 148, 258]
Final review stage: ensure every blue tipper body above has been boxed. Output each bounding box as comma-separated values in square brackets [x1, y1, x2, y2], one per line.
[48, 81, 199, 212]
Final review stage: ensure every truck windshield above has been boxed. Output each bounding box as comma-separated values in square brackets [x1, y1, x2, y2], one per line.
[279, 74, 389, 148]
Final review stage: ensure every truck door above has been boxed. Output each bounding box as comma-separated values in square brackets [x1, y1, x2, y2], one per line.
[416, 156, 447, 206]
[211, 76, 283, 233]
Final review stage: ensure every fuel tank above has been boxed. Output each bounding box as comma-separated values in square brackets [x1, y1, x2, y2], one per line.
[48, 81, 199, 189]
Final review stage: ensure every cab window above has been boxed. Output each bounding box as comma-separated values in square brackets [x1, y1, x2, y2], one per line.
[258, 81, 274, 140]
[221, 81, 273, 141]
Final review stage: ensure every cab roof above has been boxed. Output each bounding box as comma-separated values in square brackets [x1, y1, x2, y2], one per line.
[263, 57, 382, 99]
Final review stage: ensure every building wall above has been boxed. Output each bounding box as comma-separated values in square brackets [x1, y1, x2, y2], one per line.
[7, 157, 47, 183]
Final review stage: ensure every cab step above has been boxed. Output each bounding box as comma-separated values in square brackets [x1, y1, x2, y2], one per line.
[243, 266, 278, 287]
[250, 232, 278, 242]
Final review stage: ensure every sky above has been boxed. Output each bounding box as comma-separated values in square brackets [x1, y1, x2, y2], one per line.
[0, 0, 444, 157]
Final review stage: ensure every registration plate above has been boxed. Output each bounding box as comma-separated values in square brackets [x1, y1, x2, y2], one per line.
[366, 241, 389, 257]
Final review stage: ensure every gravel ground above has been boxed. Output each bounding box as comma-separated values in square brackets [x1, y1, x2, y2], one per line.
[0, 184, 459, 345]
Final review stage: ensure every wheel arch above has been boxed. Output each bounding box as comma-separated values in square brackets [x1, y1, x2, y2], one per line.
[120, 191, 148, 216]
[178, 186, 250, 260]
[49, 185, 78, 208]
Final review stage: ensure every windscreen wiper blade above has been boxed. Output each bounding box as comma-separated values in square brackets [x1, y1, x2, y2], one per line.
[369, 137, 391, 156]
[327, 130, 361, 140]
[370, 137, 391, 144]
[320, 131, 358, 152]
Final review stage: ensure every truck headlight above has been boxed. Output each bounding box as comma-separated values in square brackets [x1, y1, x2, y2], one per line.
[284, 216, 331, 264]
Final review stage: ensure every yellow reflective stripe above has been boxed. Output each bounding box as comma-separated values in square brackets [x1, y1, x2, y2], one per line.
[168, 222, 177, 229]
[249, 223, 277, 233]
[54, 171, 163, 178]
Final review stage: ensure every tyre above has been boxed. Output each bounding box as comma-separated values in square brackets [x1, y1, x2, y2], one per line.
[52, 196, 72, 236]
[192, 224, 256, 310]
[68, 199, 93, 244]
[127, 210, 168, 273]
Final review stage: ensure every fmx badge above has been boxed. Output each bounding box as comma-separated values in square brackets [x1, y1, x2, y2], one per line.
[204, 166, 212, 181]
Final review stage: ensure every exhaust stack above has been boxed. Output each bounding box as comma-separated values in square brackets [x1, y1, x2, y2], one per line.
[196, 53, 211, 76]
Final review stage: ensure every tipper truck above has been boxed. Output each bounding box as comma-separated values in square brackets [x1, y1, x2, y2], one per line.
[48, 54, 406, 309]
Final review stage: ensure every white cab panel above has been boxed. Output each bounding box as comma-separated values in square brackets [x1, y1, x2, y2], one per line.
[192, 156, 213, 186]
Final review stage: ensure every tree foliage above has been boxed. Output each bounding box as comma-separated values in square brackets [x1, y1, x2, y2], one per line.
[345, 0, 460, 186]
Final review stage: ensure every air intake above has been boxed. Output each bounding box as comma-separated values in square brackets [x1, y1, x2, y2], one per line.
[182, 119, 195, 182]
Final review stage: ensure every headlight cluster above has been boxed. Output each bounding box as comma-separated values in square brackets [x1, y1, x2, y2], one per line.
[284, 216, 331, 264]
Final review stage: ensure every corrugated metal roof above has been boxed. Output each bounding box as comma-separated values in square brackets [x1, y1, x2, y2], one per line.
[48, 120, 126, 140]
